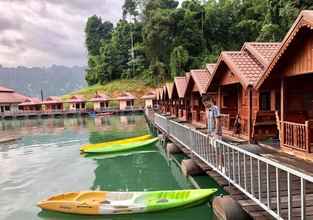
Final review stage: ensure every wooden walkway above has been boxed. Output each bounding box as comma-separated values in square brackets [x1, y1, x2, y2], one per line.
[149, 112, 313, 220]
[0, 108, 144, 120]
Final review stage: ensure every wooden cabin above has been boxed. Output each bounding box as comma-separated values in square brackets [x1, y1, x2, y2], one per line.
[162, 85, 170, 114]
[173, 76, 188, 120]
[141, 91, 156, 109]
[166, 83, 175, 116]
[18, 97, 42, 111]
[0, 86, 28, 113]
[90, 93, 110, 110]
[66, 95, 86, 111]
[185, 69, 212, 127]
[255, 11, 313, 155]
[207, 42, 281, 141]
[116, 92, 135, 110]
[42, 96, 63, 111]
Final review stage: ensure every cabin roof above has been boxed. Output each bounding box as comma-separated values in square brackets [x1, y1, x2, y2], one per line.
[207, 41, 280, 90]
[256, 10, 313, 89]
[0, 86, 28, 104]
[116, 92, 135, 101]
[141, 91, 156, 100]
[66, 95, 86, 103]
[190, 69, 211, 95]
[242, 42, 281, 66]
[174, 76, 188, 98]
[42, 96, 62, 104]
[19, 97, 41, 106]
[206, 63, 216, 74]
[90, 93, 111, 102]
[166, 82, 174, 99]
[0, 86, 14, 93]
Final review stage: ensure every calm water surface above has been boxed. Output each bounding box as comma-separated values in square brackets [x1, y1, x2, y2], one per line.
[0, 115, 217, 220]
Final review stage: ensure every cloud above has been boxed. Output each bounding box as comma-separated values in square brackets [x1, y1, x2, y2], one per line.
[0, 0, 124, 67]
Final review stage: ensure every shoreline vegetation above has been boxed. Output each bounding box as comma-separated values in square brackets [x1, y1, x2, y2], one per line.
[84, 0, 313, 87]
[62, 79, 154, 107]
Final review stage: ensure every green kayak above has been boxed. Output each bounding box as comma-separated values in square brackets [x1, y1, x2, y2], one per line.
[38, 189, 217, 215]
[83, 137, 159, 154]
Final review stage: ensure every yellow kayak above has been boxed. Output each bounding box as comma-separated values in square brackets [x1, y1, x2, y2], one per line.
[38, 189, 217, 215]
[80, 135, 151, 152]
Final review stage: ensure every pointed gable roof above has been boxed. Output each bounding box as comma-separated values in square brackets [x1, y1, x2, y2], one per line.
[66, 95, 86, 103]
[141, 91, 156, 100]
[207, 41, 280, 91]
[206, 63, 216, 74]
[256, 10, 313, 89]
[190, 69, 211, 95]
[166, 82, 174, 99]
[90, 92, 111, 102]
[174, 76, 188, 98]
[42, 96, 62, 104]
[116, 92, 135, 101]
[0, 85, 28, 104]
[19, 97, 42, 106]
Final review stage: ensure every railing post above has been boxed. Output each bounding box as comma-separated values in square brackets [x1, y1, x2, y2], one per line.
[305, 121, 310, 153]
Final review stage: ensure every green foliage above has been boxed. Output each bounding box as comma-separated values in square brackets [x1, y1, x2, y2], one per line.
[84, 0, 313, 86]
[170, 46, 189, 78]
[85, 16, 113, 56]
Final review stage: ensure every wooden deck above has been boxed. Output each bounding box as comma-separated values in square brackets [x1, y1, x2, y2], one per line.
[148, 111, 313, 220]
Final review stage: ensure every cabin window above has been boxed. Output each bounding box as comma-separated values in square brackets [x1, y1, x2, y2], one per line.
[100, 102, 105, 108]
[260, 91, 271, 111]
[82, 103, 85, 108]
[5, 106, 10, 111]
[75, 103, 80, 109]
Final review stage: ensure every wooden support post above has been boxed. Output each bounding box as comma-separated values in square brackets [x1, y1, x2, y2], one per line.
[270, 89, 276, 111]
[217, 87, 222, 107]
[248, 87, 253, 143]
[281, 78, 285, 147]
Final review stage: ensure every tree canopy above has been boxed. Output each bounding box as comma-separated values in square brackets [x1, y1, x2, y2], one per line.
[84, 0, 313, 86]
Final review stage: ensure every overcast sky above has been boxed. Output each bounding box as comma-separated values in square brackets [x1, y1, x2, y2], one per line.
[0, 0, 124, 68]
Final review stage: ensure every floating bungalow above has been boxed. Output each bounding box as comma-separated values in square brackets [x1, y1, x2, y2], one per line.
[165, 83, 174, 115]
[0, 86, 28, 113]
[173, 76, 188, 120]
[18, 97, 42, 111]
[42, 96, 63, 111]
[255, 10, 313, 155]
[116, 92, 135, 110]
[66, 95, 86, 111]
[185, 68, 213, 127]
[207, 42, 281, 141]
[90, 93, 110, 110]
[141, 91, 156, 108]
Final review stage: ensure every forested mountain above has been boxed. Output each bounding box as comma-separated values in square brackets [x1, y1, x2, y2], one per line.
[0, 65, 87, 98]
[84, 0, 313, 86]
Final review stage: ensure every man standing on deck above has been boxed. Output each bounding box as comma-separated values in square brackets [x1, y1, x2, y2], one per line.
[202, 95, 222, 138]
[202, 95, 224, 172]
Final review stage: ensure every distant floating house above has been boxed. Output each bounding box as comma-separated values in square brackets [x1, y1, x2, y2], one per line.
[0, 86, 28, 113]
[42, 96, 63, 111]
[141, 91, 156, 108]
[116, 92, 135, 110]
[18, 97, 42, 111]
[89, 93, 111, 110]
[66, 95, 86, 111]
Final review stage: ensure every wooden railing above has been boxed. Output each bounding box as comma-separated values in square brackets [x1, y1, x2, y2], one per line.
[281, 120, 313, 152]
[220, 113, 230, 130]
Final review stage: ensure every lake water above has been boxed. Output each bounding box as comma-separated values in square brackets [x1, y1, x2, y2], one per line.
[0, 115, 219, 220]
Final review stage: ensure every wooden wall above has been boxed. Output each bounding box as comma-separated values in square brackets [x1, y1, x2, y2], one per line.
[283, 30, 313, 77]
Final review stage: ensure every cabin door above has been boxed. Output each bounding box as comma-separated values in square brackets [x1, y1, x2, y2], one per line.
[0, 106, 4, 113]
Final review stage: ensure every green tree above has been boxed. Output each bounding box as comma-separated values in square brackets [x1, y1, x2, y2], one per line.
[170, 46, 189, 78]
[85, 16, 113, 56]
